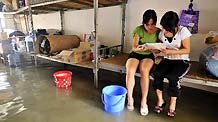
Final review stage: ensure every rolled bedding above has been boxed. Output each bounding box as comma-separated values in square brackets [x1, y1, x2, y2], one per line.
[35, 35, 80, 55]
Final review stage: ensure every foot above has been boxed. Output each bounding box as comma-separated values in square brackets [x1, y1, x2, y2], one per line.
[169, 101, 176, 113]
[157, 99, 165, 107]
[127, 98, 134, 111]
[167, 109, 176, 117]
[154, 102, 166, 114]
[168, 101, 176, 117]
[140, 105, 149, 116]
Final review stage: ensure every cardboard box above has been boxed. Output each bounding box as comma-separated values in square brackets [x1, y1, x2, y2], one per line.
[79, 42, 91, 49]
[2, 0, 12, 6]
[29, 0, 53, 5]
[59, 50, 72, 62]
[59, 48, 91, 63]
[12, 0, 18, 10]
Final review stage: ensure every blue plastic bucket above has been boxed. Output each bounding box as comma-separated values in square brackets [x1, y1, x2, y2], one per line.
[102, 85, 127, 114]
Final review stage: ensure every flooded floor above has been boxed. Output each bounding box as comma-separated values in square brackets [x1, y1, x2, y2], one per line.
[0, 59, 217, 122]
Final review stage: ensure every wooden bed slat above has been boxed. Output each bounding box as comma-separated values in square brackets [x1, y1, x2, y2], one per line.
[101, 53, 218, 83]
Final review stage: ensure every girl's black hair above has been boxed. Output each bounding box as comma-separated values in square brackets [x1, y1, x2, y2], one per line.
[142, 9, 157, 25]
[160, 11, 179, 35]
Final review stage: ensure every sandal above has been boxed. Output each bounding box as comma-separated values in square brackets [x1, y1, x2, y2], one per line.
[140, 107, 149, 116]
[167, 109, 176, 117]
[127, 104, 134, 111]
[127, 99, 134, 111]
[154, 103, 166, 114]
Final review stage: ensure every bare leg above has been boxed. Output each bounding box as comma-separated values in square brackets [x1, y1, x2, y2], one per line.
[139, 59, 154, 108]
[169, 97, 177, 110]
[126, 58, 139, 109]
[153, 89, 166, 114]
[139, 58, 154, 115]
[156, 89, 165, 106]
[166, 97, 177, 117]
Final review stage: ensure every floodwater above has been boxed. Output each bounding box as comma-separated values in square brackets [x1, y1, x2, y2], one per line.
[0, 59, 217, 122]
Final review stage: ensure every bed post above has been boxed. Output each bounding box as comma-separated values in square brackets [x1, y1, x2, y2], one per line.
[94, 0, 99, 88]
[27, 0, 37, 66]
[60, 9, 64, 35]
[121, 0, 127, 53]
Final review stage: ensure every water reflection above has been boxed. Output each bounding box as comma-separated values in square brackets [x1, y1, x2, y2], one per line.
[0, 66, 28, 121]
[8, 67, 25, 81]
[56, 87, 73, 97]
[0, 72, 9, 90]
[103, 112, 126, 122]
[0, 96, 27, 121]
[0, 81, 10, 91]
[0, 71, 14, 103]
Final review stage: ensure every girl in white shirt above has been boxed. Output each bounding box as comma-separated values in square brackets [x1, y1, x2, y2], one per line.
[152, 11, 191, 117]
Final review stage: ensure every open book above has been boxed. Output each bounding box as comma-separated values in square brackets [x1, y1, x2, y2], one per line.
[144, 43, 166, 50]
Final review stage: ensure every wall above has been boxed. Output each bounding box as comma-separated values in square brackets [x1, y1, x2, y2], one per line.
[22, 0, 218, 61]
[0, 14, 23, 36]
[32, 12, 61, 30]
[63, 6, 122, 47]
[125, 0, 218, 61]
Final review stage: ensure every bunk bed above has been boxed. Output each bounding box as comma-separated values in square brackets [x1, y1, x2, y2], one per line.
[1, 0, 127, 88]
[2, 0, 125, 14]
[100, 54, 218, 93]
[2, 0, 217, 92]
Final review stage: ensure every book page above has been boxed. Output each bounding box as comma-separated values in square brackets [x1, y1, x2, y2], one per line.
[144, 43, 166, 50]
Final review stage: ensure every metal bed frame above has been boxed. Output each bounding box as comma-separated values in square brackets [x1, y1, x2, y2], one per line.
[1, 0, 128, 88]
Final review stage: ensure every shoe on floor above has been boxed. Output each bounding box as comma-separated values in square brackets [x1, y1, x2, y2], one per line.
[154, 103, 166, 114]
[127, 98, 134, 111]
[127, 104, 134, 111]
[167, 109, 176, 117]
[140, 107, 149, 116]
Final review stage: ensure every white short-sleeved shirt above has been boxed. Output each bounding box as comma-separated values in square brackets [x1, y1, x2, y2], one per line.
[159, 26, 192, 60]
